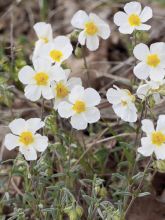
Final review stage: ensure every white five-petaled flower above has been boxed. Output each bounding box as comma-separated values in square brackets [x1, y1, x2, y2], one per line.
[58, 85, 101, 130]
[137, 80, 165, 104]
[33, 22, 53, 59]
[138, 116, 165, 159]
[114, 1, 152, 34]
[4, 118, 48, 161]
[38, 36, 73, 65]
[51, 69, 82, 109]
[18, 57, 67, 101]
[133, 42, 165, 81]
[71, 10, 111, 51]
[106, 86, 137, 122]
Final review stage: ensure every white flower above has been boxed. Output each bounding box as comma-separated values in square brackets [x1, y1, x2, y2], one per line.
[4, 118, 48, 161]
[71, 10, 111, 51]
[133, 42, 165, 81]
[58, 85, 101, 130]
[33, 22, 53, 59]
[137, 80, 165, 104]
[51, 69, 82, 109]
[38, 36, 73, 65]
[18, 57, 67, 101]
[138, 116, 165, 159]
[114, 1, 152, 34]
[106, 86, 137, 122]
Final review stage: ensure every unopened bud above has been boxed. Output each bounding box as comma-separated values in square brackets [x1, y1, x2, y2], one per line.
[74, 46, 83, 58]
[76, 205, 83, 217]
[99, 187, 108, 198]
[68, 210, 78, 220]
[70, 31, 80, 43]
[154, 160, 165, 173]
[94, 186, 100, 194]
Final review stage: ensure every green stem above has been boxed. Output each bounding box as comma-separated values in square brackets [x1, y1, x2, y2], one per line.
[82, 47, 91, 86]
[123, 156, 152, 219]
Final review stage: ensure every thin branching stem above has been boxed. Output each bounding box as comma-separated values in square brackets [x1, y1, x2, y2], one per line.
[82, 47, 91, 86]
[123, 156, 152, 219]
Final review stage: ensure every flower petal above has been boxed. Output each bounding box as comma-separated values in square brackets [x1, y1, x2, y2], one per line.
[138, 145, 154, 157]
[133, 62, 150, 80]
[53, 36, 73, 55]
[136, 24, 151, 31]
[154, 146, 165, 160]
[33, 40, 45, 59]
[34, 134, 48, 152]
[124, 1, 141, 15]
[136, 83, 150, 100]
[86, 35, 99, 51]
[141, 119, 154, 134]
[149, 67, 165, 81]
[26, 118, 44, 134]
[49, 65, 67, 81]
[150, 42, 165, 55]
[71, 10, 89, 29]
[32, 57, 52, 73]
[116, 104, 137, 122]
[69, 85, 84, 103]
[82, 88, 101, 107]
[78, 30, 86, 45]
[70, 114, 87, 130]
[4, 133, 19, 150]
[113, 11, 128, 26]
[9, 118, 26, 135]
[84, 107, 100, 123]
[58, 101, 74, 118]
[20, 147, 37, 161]
[98, 23, 111, 39]
[89, 13, 110, 39]
[41, 86, 54, 100]
[119, 24, 134, 34]
[140, 6, 153, 22]
[67, 77, 82, 90]
[106, 88, 122, 105]
[60, 42, 73, 62]
[133, 43, 150, 61]
[33, 22, 52, 40]
[138, 137, 154, 156]
[18, 66, 35, 84]
[156, 115, 165, 132]
[24, 85, 42, 101]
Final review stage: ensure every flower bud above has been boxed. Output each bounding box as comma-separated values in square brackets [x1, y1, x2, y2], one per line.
[154, 160, 165, 173]
[94, 186, 101, 194]
[74, 46, 83, 58]
[99, 187, 108, 198]
[70, 31, 80, 43]
[68, 210, 78, 220]
[159, 85, 165, 96]
[76, 205, 83, 217]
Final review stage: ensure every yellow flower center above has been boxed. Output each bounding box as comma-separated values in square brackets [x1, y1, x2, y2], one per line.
[34, 72, 49, 86]
[121, 100, 127, 106]
[128, 14, 141, 26]
[72, 100, 86, 113]
[151, 131, 165, 146]
[19, 131, 34, 146]
[49, 50, 63, 62]
[55, 82, 69, 99]
[40, 37, 49, 43]
[85, 21, 98, 36]
[147, 54, 160, 68]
